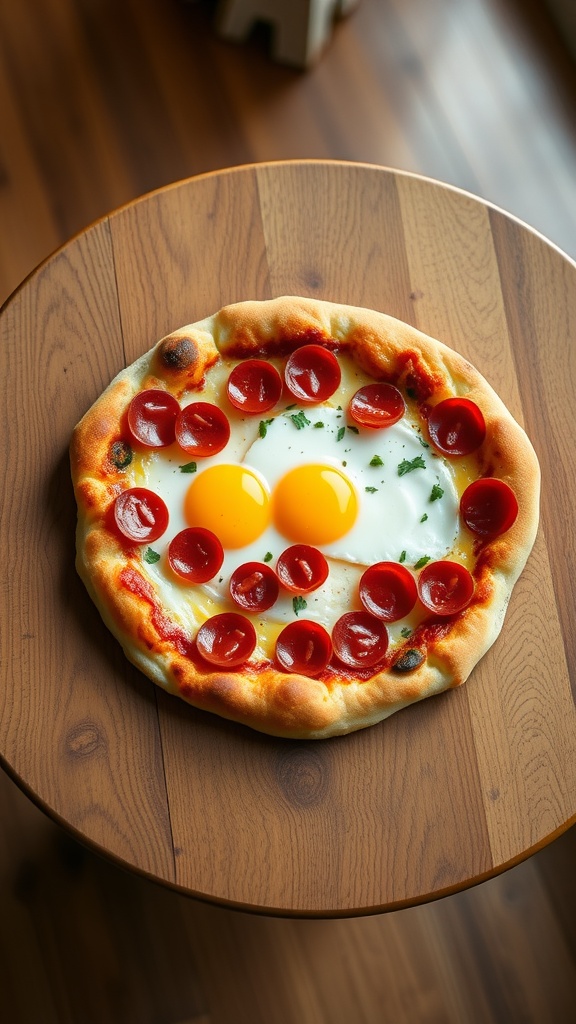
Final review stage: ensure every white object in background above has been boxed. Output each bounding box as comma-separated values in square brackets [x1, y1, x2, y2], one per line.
[216, 0, 360, 68]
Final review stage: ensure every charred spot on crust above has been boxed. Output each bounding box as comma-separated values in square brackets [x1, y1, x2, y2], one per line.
[159, 334, 196, 371]
[109, 439, 132, 470]
[393, 648, 425, 673]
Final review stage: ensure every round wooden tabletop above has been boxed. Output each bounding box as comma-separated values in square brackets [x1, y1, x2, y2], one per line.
[1, 160, 575, 917]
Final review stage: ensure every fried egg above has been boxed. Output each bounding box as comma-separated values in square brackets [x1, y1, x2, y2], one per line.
[137, 397, 460, 633]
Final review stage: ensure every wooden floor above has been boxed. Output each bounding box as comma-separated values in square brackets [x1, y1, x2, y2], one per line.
[1, 0, 576, 1020]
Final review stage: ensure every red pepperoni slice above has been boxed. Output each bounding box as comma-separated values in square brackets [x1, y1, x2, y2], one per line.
[127, 389, 180, 448]
[460, 478, 518, 537]
[168, 527, 224, 583]
[276, 545, 329, 594]
[359, 562, 418, 622]
[349, 383, 405, 429]
[196, 612, 257, 667]
[332, 611, 389, 668]
[175, 402, 230, 456]
[275, 620, 332, 676]
[427, 397, 486, 456]
[418, 560, 475, 616]
[229, 561, 279, 612]
[113, 488, 169, 543]
[284, 345, 341, 403]
[227, 360, 283, 413]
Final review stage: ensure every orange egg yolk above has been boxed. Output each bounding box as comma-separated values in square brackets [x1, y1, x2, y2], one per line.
[184, 465, 270, 548]
[273, 464, 358, 545]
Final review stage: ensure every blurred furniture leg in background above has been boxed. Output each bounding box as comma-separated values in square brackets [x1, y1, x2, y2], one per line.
[216, 0, 360, 67]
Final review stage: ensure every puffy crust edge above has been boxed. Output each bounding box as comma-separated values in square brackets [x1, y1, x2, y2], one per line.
[71, 296, 540, 739]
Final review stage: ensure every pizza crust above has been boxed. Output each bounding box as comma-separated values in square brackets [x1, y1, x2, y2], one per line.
[71, 296, 540, 739]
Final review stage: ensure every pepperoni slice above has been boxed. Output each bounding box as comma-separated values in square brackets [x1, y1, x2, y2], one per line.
[168, 527, 224, 583]
[127, 389, 180, 448]
[227, 360, 283, 413]
[276, 545, 329, 594]
[418, 560, 475, 616]
[175, 402, 230, 456]
[229, 561, 279, 612]
[284, 345, 341, 403]
[349, 383, 405, 429]
[359, 562, 418, 621]
[427, 397, 486, 456]
[275, 620, 332, 676]
[460, 478, 518, 537]
[196, 612, 257, 667]
[332, 611, 389, 668]
[113, 488, 169, 543]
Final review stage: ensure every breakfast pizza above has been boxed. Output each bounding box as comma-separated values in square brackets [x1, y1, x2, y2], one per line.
[70, 296, 540, 739]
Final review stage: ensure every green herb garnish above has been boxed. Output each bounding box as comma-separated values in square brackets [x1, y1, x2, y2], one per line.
[420, 513, 428, 523]
[365, 486, 378, 493]
[401, 627, 412, 638]
[369, 455, 384, 467]
[430, 483, 444, 501]
[290, 410, 311, 430]
[144, 548, 161, 564]
[337, 426, 346, 442]
[314, 421, 324, 428]
[259, 418, 274, 438]
[264, 552, 273, 563]
[179, 461, 197, 473]
[347, 424, 359, 434]
[293, 596, 307, 616]
[398, 455, 426, 476]
[399, 550, 407, 563]
[414, 555, 431, 569]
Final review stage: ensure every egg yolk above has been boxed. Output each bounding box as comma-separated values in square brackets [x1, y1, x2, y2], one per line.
[184, 465, 270, 548]
[273, 464, 358, 545]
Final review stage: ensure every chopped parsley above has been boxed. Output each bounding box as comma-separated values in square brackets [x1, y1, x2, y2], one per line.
[369, 455, 384, 467]
[430, 483, 444, 501]
[293, 596, 307, 616]
[263, 551, 273, 563]
[419, 437, 430, 448]
[144, 548, 161, 564]
[337, 426, 346, 442]
[399, 550, 407, 563]
[290, 410, 311, 430]
[347, 424, 359, 434]
[420, 513, 428, 523]
[365, 486, 378, 493]
[401, 627, 412, 638]
[398, 455, 426, 476]
[179, 461, 197, 473]
[414, 555, 431, 569]
[313, 421, 324, 428]
[259, 418, 274, 438]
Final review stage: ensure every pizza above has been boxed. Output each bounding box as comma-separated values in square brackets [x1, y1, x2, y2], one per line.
[70, 296, 540, 739]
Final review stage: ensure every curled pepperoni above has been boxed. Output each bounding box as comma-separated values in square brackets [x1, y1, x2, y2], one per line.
[284, 345, 341, 403]
[460, 478, 518, 537]
[175, 402, 230, 456]
[168, 527, 224, 583]
[332, 611, 389, 669]
[418, 560, 475, 616]
[227, 360, 283, 413]
[427, 397, 486, 456]
[276, 545, 329, 594]
[349, 383, 405, 429]
[196, 612, 257, 667]
[229, 561, 279, 611]
[113, 488, 169, 543]
[127, 389, 180, 448]
[359, 562, 418, 622]
[275, 620, 332, 676]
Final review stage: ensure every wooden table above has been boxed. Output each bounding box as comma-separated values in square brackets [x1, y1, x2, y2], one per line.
[1, 160, 575, 918]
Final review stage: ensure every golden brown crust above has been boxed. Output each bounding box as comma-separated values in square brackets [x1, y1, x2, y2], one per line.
[70, 296, 540, 738]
